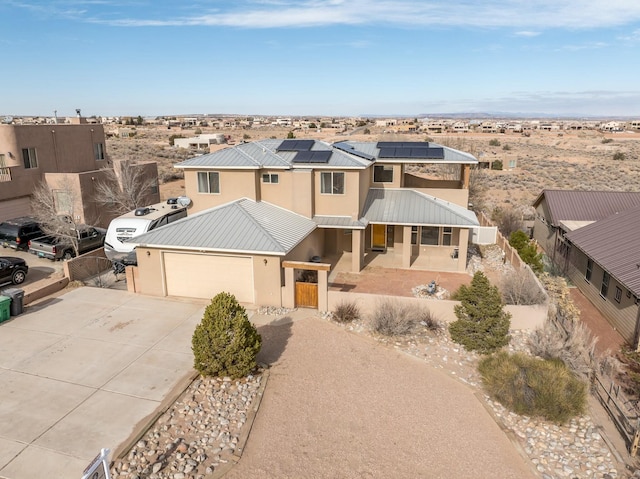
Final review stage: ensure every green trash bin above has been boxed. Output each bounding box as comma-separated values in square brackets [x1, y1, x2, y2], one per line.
[0, 295, 10, 323]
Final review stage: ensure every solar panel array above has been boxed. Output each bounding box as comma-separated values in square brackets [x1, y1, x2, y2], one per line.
[333, 142, 375, 161]
[292, 150, 332, 163]
[376, 142, 444, 159]
[276, 139, 315, 151]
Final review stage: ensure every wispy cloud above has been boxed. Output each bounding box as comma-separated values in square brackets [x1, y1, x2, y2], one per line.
[514, 31, 541, 37]
[10, 0, 640, 30]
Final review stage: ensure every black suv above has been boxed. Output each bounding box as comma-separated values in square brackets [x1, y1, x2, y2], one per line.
[0, 217, 44, 251]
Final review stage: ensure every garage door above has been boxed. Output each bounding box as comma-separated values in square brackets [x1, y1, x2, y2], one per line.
[0, 196, 32, 222]
[164, 252, 254, 303]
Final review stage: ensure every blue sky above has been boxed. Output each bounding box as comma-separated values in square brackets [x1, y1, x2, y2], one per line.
[2, 0, 640, 117]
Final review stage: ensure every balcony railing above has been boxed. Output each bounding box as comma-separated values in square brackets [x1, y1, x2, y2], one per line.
[0, 167, 11, 182]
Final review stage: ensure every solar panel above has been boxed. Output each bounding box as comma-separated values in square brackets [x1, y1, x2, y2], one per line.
[378, 148, 396, 158]
[276, 139, 315, 151]
[410, 148, 429, 158]
[292, 150, 332, 163]
[333, 142, 375, 161]
[377, 145, 445, 159]
[425, 147, 444, 159]
[376, 141, 431, 149]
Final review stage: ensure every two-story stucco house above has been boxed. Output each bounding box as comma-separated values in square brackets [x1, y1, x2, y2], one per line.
[0, 118, 160, 227]
[129, 139, 480, 309]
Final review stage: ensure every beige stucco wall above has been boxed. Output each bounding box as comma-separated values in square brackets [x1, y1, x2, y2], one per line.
[184, 169, 258, 214]
[284, 228, 325, 263]
[370, 163, 403, 188]
[290, 169, 313, 217]
[314, 169, 361, 218]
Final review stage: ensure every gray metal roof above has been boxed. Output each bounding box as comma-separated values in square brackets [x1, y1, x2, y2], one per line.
[339, 141, 478, 164]
[174, 139, 477, 170]
[175, 139, 371, 170]
[313, 215, 368, 229]
[361, 189, 479, 227]
[534, 190, 640, 227]
[566, 205, 640, 297]
[129, 199, 316, 255]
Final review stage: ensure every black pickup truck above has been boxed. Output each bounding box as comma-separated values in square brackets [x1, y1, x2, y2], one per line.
[28, 225, 107, 261]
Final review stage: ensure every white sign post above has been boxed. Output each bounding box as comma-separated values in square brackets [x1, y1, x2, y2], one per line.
[81, 448, 111, 479]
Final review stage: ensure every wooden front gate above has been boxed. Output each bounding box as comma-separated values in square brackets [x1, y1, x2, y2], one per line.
[295, 281, 318, 308]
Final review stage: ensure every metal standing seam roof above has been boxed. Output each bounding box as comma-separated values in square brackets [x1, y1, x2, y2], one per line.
[174, 139, 372, 170]
[174, 139, 477, 170]
[361, 189, 479, 227]
[566, 205, 640, 297]
[128, 199, 317, 255]
[339, 141, 478, 164]
[534, 190, 640, 226]
[313, 216, 368, 229]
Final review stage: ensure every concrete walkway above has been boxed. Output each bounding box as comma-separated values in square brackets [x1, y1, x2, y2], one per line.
[229, 312, 537, 479]
[0, 287, 205, 479]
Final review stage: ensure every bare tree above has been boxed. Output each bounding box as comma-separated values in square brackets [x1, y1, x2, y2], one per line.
[500, 268, 547, 305]
[31, 176, 83, 256]
[93, 160, 159, 215]
[492, 207, 525, 237]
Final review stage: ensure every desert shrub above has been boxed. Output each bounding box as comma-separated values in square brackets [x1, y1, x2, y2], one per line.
[194, 128, 202, 135]
[502, 144, 511, 151]
[333, 300, 360, 323]
[449, 271, 511, 354]
[500, 268, 546, 305]
[491, 159, 503, 170]
[243, 133, 251, 139]
[613, 151, 626, 161]
[363, 128, 371, 134]
[192, 292, 262, 379]
[419, 308, 444, 333]
[479, 352, 587, 424]
[601, 138, 613, 144]
[369, 299, 422, 336]
[168, 134, 185, 146]
[489, 138, 501, 146]
[287, 131, 295, 139]
[509, 231, 543, 273]
[528, 320, 596, 379]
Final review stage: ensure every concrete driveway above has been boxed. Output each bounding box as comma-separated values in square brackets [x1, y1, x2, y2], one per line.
[0, 287, 205, 478]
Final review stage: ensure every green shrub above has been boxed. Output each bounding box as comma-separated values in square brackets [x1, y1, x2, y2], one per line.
[287, 131, 295, 139]
[479, 352, 587, 424]
[491, 159, 503, 170]
[192, 292, 262, 379]
[489, 138, 501, 146]
[613, 151, 626, 161]
[502, 144, 511, 151]
[369, 299, 421, 336]
[449, 272, 511, 354]
[509, 230, 543, 273]
[333, 300, 360, 323]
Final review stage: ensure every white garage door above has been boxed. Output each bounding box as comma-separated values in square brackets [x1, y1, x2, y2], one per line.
[164, 252, 255, 303]
[0, 196, 32, 222]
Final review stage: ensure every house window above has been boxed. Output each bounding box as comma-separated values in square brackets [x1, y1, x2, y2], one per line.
[373, 165, 394, 183]
[320, 172, 344, 194]
[627, 290, 632, 299]
[262, 173, 279, 184]
[420, 226, 439, 245]
[585, 259, 593, 282]
[600, 271, 610, 298]
[150, 179, 159, 194]
[22, 147, 38, 169]
[197, 171, 220, 194]
[94, 142, 105, 160]
[411, 226, 418, 245]
[0, 154, 9, 182]
[442, 227, 453, 246]
[615, 286, 622, 303]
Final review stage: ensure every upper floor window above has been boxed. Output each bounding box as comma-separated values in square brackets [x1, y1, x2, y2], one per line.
[94, 142, 105, 160]
[615, 286, 622, 303]
[321, 172, 344, 194]
[585, 259, 593, 282]
[0, 154, 10, 182]
[373, 165, 394, 183]
[22, 148, 38, 169]
[600, 271, 610, 298]
[197, 171, 220, 194]
[262, 173, 279, 184]
[420, 226, 439, 245]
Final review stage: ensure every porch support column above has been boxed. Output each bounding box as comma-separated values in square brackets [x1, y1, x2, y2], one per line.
[460, 164, 471, 188]
[402, 226, 412, 268]
[318, 269, 328, 312]
[352, 229, 364, 272]
[283, 266, 295, 309]
[458, 228, 469, 272]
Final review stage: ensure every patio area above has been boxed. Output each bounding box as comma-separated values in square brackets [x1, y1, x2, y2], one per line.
[327, 250, 472, 298]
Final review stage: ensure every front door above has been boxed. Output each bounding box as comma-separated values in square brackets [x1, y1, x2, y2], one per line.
[372, 224, 386, 251]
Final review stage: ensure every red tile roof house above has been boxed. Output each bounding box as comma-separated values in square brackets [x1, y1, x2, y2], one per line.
[127, 140, 481, 310]
[533, 190, 640, 348]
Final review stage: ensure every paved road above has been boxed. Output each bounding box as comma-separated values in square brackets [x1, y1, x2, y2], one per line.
[0, 246, 65, 289]
[228, 313, 536, 479]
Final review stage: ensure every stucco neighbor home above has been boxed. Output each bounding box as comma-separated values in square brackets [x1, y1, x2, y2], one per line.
[129, 139, 480, 309]
[533, 189, 640, 348]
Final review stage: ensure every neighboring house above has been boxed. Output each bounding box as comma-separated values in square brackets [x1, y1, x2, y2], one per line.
[0, 118, 160, 226]
[129, 139, 479, 308]
[173, 134, 227, 150]
[533, 189, 640, 347]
